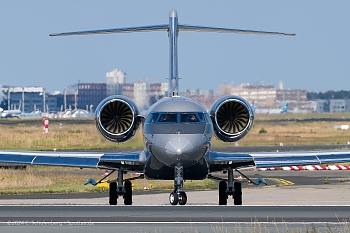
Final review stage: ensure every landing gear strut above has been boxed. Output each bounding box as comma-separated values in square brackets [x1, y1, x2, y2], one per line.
[212, 168, 266, 205]
[222, 168, 242, 205]
[85, 168, 142, 205]
[109, 169, 132, 205]
[108, 169, 143, 205]
[169, 164, 187, 205]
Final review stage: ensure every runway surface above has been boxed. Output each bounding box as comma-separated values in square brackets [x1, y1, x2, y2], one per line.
[1, 205, 350, 233]
[1, 205, 350, 222]
[1, 171, 350, 232]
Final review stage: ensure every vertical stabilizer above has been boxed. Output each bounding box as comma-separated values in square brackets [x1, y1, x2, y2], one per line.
[168, 9, 179, 97]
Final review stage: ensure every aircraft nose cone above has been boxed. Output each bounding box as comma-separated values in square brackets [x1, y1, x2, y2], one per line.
[165, 137, 193, 157]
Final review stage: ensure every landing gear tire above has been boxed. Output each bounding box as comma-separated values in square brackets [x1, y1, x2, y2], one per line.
[123, 180, 132, 205]
[178, 191, 187, 205]
[109, 182, 117, 205]
[219, 181, 228, 205]
[169, 192, 179, 205]
[233, 182, 242, 205]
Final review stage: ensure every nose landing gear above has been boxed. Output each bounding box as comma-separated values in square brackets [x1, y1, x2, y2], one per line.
[169, 163, 188, 205]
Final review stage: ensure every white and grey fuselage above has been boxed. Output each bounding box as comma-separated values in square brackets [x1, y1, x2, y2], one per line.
[144, 96, 213, 167]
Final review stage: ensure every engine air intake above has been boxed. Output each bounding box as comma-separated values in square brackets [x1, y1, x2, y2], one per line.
[216, 101, 249, 135]
[95, 96, 141, 143]
[101, 101, 133, 134]
[209, 96, 254, 143]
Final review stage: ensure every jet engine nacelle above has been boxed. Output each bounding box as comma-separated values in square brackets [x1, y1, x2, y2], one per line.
[95, 95, 141, 143]
[209, 96, 254, 143]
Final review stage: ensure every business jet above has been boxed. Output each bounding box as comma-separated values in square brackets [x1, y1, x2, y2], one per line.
[1, 10, 350, 206]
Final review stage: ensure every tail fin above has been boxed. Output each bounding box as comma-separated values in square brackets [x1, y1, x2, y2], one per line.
[50, 9, 295, 97]
[280, 103, 289, 114]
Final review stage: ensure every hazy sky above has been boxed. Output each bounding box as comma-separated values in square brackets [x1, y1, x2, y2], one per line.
[1, 1, 349, 93]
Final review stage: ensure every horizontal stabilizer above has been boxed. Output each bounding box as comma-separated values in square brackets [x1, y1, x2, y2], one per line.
[50, 24, 169, 37]
[178, 24, 295, 36]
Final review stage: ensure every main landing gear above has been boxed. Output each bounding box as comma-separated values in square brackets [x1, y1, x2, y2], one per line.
[217, 168, 242, 205]
[169, 163, 187, 205]
[85, 169, 143, 206]
[108, 169, 132, 205]
[211, 168, 267, 205]
[109, 169, 143, 205]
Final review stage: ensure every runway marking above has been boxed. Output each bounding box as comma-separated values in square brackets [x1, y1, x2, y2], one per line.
[241, 177, 294, 186]
[1, 221, 349, 225]
[267, 178, 295, 186]
[2, 204, 350, 206]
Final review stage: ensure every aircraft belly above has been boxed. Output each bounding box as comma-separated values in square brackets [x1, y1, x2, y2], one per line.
[144, 156, 208, 180]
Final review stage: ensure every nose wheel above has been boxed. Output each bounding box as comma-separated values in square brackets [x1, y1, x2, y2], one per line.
[169, 190, 187, 205]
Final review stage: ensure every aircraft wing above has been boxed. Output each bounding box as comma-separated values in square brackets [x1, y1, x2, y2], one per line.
[206, 150, 350, 170]
[0, 150, 148, 171]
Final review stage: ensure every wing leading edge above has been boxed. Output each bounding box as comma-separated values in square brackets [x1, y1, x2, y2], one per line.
[0, 150, 147, 170]
[207, 150, 350, 170]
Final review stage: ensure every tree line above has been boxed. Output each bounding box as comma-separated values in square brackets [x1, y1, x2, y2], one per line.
[307, 90, 350, 100]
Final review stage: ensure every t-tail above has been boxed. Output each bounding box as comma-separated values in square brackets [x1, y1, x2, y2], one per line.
[50, 9, 295, 97]
[280, 103, 289, 114]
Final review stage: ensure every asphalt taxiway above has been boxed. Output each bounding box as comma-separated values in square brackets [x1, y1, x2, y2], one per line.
[1, 171, 350, 233]
[0, 170, 349, 205]
[1, 205, 350, 233]
[1, 184, 350, 206]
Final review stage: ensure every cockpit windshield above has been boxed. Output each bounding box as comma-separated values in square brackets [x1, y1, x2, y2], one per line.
[180, 113, 199, 123]
[158, 113, 177, 123]
[146, 113, 160, 123]
[145, 112, 207, 124]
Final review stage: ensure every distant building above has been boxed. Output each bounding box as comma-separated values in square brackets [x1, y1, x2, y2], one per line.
[0, 86, 45, 112]
[311, 99, 350, 113]
[217, 83, 311, 112]
[329, 99, 349, 113]
[122, 83, 135, 100]
[218, 84, 277, 108]
[77, 83, 107, 112]
[149, 83, 168, 105]
[180, 89, 216, 110]
[47, 93, 75, 113]
[106, 69, 125, 96]
[122, 82, 169, 108]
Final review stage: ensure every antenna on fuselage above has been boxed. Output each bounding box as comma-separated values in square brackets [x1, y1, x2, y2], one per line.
[50, 9, 295, 97]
